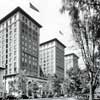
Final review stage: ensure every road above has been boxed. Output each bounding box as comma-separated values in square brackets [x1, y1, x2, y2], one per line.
[23, 97, 77, 100]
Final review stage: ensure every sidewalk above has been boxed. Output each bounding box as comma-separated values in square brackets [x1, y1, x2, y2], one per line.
[20, 97, 77, 100]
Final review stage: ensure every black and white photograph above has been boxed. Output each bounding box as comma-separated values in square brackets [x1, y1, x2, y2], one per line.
[0, 0, 100, 100]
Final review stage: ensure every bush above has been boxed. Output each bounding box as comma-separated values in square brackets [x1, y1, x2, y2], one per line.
[48, 92, 53, 98]
[60, 93, 64, 96]
[34, 93, 38, 98]
[21, 94, 28, 99]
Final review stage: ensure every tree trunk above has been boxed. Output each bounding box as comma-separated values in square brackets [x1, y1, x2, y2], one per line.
[89, 73, 93, 100]
[89, 82, 93, 100]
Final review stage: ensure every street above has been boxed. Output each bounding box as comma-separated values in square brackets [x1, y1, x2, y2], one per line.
[20, 97, 77, 100]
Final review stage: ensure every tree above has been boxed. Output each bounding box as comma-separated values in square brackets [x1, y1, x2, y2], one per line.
[33, 82, 39, 98]
[8, 79, 18, 95]
[53, 75, 62, 96]
[42, 74, 62, 97]
[33, 82, 39, 93]
[60, 0, 100, 100]
[64, 67, 85, 97]
[28, 81, 33, 97]
[42, 74, 54, 97]
[17, 70, 27, 95]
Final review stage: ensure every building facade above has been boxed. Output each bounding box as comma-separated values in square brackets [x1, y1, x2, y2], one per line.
[39, 38, 65, 79]
[0, 7, 41, 93]
[0, 67, 5, 98]
[64, 53, 79, 79]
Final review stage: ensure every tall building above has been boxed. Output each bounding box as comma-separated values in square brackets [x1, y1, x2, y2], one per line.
[0, 7, 42, 93]
[39, 38, 66, 79]
[64, 53, 79, 79]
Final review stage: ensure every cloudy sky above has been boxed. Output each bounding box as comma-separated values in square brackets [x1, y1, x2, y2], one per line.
[0, 0, 85, 68]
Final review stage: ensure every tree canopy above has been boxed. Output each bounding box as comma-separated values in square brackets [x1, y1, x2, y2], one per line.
[60, 0, 100, 99]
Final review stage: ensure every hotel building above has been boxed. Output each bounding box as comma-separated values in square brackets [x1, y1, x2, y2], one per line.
[0, 7, 42, 93]
[64, 53, 79, 79]
[39, 38, 66, 79]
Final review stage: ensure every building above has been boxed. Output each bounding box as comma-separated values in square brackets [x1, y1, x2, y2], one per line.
[39, 38, 66, 79]
[0, 7, 42, 93]
[0, 67, 5, 98]
[64, 53, 79, 79]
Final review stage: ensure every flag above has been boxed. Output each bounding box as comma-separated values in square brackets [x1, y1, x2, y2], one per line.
[30, 2, 39, 12]
[59, 30, 64, 35]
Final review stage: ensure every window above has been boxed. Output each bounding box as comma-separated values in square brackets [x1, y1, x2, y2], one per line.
[2, 23, 4, 28]
[14, 34, 16, 38]
[14, 15, 16, 20]
[14, 45, 16, 49]
[22, 57, 24, 62]
[9, 53, 12, 57]
[25, 43, 27, 47]
[10, 18, 12, 24]
[22, 29, 24, 33]
[29, 21, 31, 26]
[6, 44, 8, 48]
[14, 67, 17, 73]
[14, 56, 16, 60]
[14, 51, 16, 55]
[29, 45, 31, 48]
[9, 68, 11, 74]
[22, 35, 24, 39]
[25, 58, 27, 63]
[10, 31, 12, 35]
[25, 37, 27, 40]
[9, 25, 12, 30]
[6, 33, 8, 38]
[14, 39, 16, 44]
[25, 18, 27, 23]
[22, 46, 24, 50]
[9, 63, 12, 67]
[9, 47, 11, 51]
[14, 28, 16, 32]
[22, 16, 24, 21]
[14, 62, 16, 67]
[29, 60, 31, 64]
[14, 22, 16, 27]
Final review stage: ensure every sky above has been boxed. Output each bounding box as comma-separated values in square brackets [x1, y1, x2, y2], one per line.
[0, 0, 85, 68]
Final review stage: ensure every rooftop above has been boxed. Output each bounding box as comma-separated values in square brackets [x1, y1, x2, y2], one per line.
[65, 53, 79, 59]
[0, 6, 42, 28]
[40, 38, 66, 48]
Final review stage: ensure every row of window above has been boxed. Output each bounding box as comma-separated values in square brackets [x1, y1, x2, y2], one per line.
[8, 61, 17, 74]
[21, 16, 38, 31]
[0, 14, 17, 30]
[21, 29, 38, 42]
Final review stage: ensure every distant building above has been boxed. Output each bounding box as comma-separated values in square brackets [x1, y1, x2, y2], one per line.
[64, 53, 79, 79]
[0, 7, 42, 93]
[39, 38, 66, 79]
